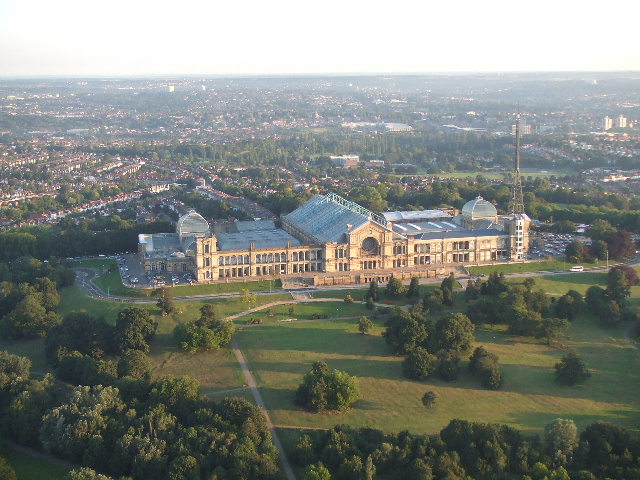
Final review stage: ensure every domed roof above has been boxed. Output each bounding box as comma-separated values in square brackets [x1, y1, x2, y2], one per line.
[177, 210, 210, 236]
[461, 196, 497, 219]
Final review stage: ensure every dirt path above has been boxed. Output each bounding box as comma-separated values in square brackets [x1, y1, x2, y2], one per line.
[232, 339, 297, 480]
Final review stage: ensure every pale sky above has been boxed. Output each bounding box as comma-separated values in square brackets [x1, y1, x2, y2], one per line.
[1, 0, 638, 77]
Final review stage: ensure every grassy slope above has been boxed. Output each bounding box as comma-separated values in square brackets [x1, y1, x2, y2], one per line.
[237, 313, 640, 435]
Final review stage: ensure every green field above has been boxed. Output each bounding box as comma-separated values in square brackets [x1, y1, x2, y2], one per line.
[2, 447, 70, 480]
[236, 313, 640, 435]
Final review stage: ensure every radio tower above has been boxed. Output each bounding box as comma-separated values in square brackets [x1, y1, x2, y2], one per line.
[509, 114, 525, 215]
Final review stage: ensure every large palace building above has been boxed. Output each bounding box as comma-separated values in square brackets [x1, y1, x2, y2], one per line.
[138, 192, 530, 286]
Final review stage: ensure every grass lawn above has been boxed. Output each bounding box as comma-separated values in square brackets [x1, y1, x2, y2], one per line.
[2, 447, 70, 480]
[233, 300, 368, 324]
[236, 313, 640, 436]
[469, 259, 612, 276]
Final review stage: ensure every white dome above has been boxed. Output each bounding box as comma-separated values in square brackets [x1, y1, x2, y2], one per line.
[461, 196, 497, 220]
[176, 210, 210, 236]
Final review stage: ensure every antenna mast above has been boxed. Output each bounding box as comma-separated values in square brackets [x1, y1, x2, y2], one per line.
[509, 113, 525, 215]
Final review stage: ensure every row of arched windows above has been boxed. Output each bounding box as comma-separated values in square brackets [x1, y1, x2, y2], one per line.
[211, 250, 324, 265]
[219, 255, 252, 266]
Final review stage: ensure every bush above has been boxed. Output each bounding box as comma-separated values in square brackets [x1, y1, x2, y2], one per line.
[422, 391, 437, 408]
[555, 351, 591, 385]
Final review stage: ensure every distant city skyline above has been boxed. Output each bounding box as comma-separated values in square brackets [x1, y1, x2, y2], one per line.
[1, 0, 639, 78]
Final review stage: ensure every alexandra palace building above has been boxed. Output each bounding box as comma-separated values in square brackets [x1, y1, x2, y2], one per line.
[138, 192, 530, 286]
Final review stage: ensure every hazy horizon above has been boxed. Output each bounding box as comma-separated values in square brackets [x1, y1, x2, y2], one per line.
[2, 0, 639, 78]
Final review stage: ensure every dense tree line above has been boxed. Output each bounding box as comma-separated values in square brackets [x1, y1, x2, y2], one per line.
[466, 275, 575, 346]
[291, 418, 640, 480]
[0, 351, 281, 480]
[0, 218, 172, 262]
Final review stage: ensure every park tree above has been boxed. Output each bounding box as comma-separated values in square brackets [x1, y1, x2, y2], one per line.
[114, 307, 157, 354]
[585, 285, 607, 312]
[465, 277, 482, 302]
[45, 311, 112, 360]
[481, 272, 508, 296]
[554, 290, 585, 321]
[301, 462, 332, 480]
[610, 264, 639, 286]
[174, 312, 235, 354]
[422, 391, 437, 408]
[365, 280, 380, 302]
[545, 418, 579, 466]
[565, 240, 587, 263]
[152, 287, 175, 315]
[0, 351, 32, 406]
[588, 219, 616, 242]
[436, 350, 461, 381]
[0, 292, 61, 339]
[402, 347, 437, 381]
[606, 229, 635, 260]
[538, 317, 570, 346]
[68, 468, 114, 480]
[469, 346, 503, 390]
[423, 288, 445, 312]
[382, 308, 429, 355]
[117, 349, 152, 381]
[607, 267, 631, 304]
[358, 315, 373, 334]
[591, 239, 608, 260]
[295, 361, 361, 413]
[555, 351, 591, 385]
[385, 275, 407, 299]
[407, 276, 420, 299]
[241, 288, 258, 310]
[433, 313, 475, 354]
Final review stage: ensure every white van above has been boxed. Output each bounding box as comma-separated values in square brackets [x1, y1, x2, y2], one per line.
[570, 266, 584, 272]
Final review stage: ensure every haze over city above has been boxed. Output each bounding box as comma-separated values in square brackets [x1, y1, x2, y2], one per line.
[2, 0, 639, 77]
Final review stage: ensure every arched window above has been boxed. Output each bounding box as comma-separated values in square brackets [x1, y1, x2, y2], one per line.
[268, 253, 273, 263]
[256, 255, 261, 263]
[219, 257, 224, 266]
[262, 254, 268, 263]
[281, 252, 286, 261]
[275, 253, 280, 262]
[182, 263, 187, 271]
[244, 255, 250, 264]
[231, 255, 237, 265]
[293, 252, 298, 261]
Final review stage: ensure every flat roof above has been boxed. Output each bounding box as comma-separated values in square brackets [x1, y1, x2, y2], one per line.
[217, 229, 301, 251]
[382, 210, 452, 222]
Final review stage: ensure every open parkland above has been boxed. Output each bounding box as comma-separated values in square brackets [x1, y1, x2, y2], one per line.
[2, 257, 640, 479]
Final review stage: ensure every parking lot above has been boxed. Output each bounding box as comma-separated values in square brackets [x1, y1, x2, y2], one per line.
[115, 253, 196, 288]
[530, 232, 588, 258]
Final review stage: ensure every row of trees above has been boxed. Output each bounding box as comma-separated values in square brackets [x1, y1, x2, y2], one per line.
[292, 417, 640, 480]
[0, 219, 172, 264]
